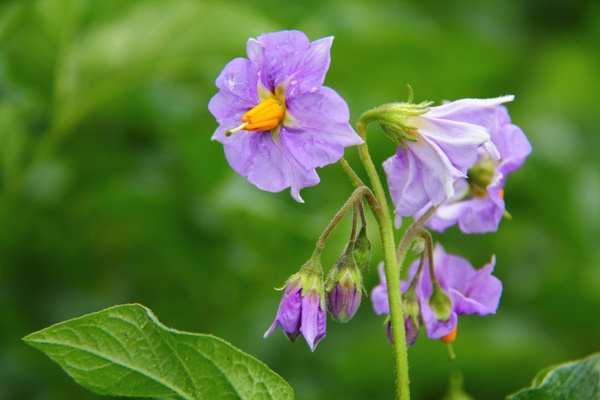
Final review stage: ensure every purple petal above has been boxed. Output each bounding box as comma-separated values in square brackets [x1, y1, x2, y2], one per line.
[383, 148, 432, 226]
[386, 318, 420, 346]
[371, 263, 389, 315]
[493, 106, 532, 176]
[414, 117, 491, 172]
[425, 96, 514, 134]
[453, 257, 502, 315]
[264, 280, 302, 340]
[283, 86, 362, 170]
[327, 280, 361, 323]
[300, 289, 326, 351]
[219, 131, 320, 202]
[248, 31, 332, 96]
[421, 300, 458, 339]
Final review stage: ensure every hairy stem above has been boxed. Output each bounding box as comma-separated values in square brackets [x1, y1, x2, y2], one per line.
[315, 186, 372, 251]
[355, 119, 409, 400]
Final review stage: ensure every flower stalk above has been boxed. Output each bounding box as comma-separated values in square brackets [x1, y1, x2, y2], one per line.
[355, 117, 410, 400]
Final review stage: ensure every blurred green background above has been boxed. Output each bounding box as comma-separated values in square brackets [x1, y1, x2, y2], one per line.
[1, 0, 599, 399]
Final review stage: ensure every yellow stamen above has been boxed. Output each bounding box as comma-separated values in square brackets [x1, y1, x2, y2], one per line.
[499, 189, 505, 199]
[225, 98, 285, 136]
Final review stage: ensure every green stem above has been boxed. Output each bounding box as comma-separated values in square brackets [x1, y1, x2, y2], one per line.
[315, 186, 372, 251]
[355, 119, 409, 400]
[416, 228, 437, 284]
[339, 158, 380, 213]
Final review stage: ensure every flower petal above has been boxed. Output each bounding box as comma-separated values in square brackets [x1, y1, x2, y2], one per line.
[248, 31, 332, 96]
[384, 138, 464, 224]
[371, 263, 390, 315]
[284, 87, 362, 170]
[300, 289, 326, 351]
[264, 281, 302, 340]
[454, 257, 502, 315]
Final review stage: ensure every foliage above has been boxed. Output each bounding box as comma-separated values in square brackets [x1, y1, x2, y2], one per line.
[507, 353, 600, 400]
[23, 304, 293, 400]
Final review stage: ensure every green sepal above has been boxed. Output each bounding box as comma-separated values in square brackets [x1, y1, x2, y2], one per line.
[359, 101, 433, 149]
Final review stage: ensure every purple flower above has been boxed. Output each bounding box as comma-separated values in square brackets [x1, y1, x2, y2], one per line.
[264, 255, 327, 351]
[371, 244, 502, 343]
[209, 30, 362, 202]
[409, 244, 502, 339]
[382, 96, 514, 226]
[419, 105, 532, 233]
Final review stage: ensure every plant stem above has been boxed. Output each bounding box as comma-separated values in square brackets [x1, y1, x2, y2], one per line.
[355, 119, 410, 400]
[315, 186, 372, 251]
[339, 158, 380, 213]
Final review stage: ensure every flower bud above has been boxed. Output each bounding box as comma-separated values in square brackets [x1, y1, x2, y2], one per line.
[353, 226, 371, 270]
[402, 282, 421, 329]
[386, 317, 420, 347]
[325, 245, 363, 323]
[429, 282, 453, 321]
[412, 236, 426, 255]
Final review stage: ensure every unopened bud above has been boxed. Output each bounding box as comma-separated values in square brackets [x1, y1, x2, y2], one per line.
[353, 226, 371, 270]
[402, 283, 421, 328]
[325, 246, 363, 323]
[429, 282, 453, 321]
[412, 236, 426, 255]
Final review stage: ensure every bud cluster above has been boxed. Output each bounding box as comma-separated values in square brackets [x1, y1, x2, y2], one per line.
[265, 203, 372, 350]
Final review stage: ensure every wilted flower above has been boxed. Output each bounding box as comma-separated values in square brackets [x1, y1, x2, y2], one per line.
[380, 96, 514, 226]
[264, 251, 326, 351]
[209, 30, 362, 202]
[418, 105, 532, 233]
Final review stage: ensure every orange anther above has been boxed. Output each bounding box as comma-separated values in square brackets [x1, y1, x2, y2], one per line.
[225, 97, 286, 136]
[441, 325, 457, 343]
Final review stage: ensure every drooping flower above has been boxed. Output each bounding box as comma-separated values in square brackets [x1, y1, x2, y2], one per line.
[371, 244, 502, 344]
[412, 244, 502, 340]
[380, 96, 514, 226]
[417, 105, 532, 233]
[208, 30, 363, 202]
[264, 251, 326, 351]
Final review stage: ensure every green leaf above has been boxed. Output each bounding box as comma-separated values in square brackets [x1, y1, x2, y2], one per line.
[506, 353, 600, 400]
[23, 303, 293, 400]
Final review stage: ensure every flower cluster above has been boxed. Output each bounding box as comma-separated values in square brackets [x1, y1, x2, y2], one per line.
[264, 239, 367, 351]
[371, 244, 502, 345]
[210, 30, 529, 355]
